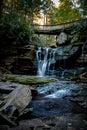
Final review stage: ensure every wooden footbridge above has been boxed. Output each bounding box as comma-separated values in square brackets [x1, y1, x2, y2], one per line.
[33, 20, 80, 35]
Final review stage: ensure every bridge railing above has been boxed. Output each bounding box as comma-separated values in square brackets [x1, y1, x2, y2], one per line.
[33, 20, 79, 31]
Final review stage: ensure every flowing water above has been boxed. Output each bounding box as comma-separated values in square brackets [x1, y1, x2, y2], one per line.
[29, 47, 87, 117]
[36, 47, 86, 78]
[30, 80, 86, 117]
[36, 47, 57, 77]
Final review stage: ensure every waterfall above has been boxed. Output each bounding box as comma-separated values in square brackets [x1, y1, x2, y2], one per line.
[36, 47, 57, 77]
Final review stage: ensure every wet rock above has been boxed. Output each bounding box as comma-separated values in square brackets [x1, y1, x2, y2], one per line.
[77, 43, 87, 66]
[55, 44, 82, 68]
[0, 85, 32, 116]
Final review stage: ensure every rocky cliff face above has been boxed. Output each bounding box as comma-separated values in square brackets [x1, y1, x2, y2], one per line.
[0, 35, 87, 75]
[0, 43, 87, 75]
[0, 46, 37, 75]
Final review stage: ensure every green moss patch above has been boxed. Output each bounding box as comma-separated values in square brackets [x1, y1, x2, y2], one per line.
[2, 74, 57, 85]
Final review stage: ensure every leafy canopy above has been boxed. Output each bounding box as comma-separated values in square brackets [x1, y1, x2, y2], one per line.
[49, 0, 81, 25]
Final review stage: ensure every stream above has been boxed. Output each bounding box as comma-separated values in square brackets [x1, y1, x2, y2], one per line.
[29, 79, 87, 117]
[28, 47, 87, 118]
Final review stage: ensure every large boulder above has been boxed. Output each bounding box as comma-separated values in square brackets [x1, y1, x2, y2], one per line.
[55, 44, 82, 68]
[56, 31, 68, 46]
[0, 85, 32, 115]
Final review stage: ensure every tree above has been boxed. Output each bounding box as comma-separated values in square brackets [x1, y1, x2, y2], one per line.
[78, 0, 87, 17]
[0, 0, 3, 18]
[49, 0, 81, 25]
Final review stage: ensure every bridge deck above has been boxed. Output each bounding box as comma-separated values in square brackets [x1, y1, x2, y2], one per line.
[33, 20, 79, 35]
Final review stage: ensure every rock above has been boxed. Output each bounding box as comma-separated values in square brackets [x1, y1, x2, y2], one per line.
[0, 86, 32, 125]
[77, 43, 87, 66]
[0, 85, 32, 116]
[0, 113, 17, 127]
[0, 46, 36, 75]
[56, 31, 68, 46]
[55, 44, 82, 68]
[0, 125, 9, 130]
[11, 57, 37, 75]
[71, 34, 79, 44]
[0, 82, 14, 94]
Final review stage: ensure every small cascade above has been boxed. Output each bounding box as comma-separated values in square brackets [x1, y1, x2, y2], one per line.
[61, 69, 77, 79]
[61, 69, 67, 78]
[73, 70, 76, 78]
[47, 49, 57, 76]
[36, 45, 82, 77]
[36, 47, 48, 76]
[36, 47, 57, 77]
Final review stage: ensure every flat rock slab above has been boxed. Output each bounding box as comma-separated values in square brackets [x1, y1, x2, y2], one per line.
[0, 85, 32, 116]
[2, 114, 87, 130]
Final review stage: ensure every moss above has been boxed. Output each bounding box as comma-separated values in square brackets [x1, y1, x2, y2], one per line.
[72, 42, 83, 46]
[2, 74, 56, 85]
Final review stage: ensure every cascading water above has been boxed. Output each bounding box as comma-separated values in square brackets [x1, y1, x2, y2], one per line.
[36, 47, 57, 77]
[36, 47, 48, 76]
[29, 45, 87, 118]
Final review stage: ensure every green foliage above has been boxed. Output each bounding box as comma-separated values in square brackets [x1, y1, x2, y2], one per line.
[78, 0, 87, 17]
[16, 0, 42, 24]
[31, 35, 56, 47]
[49, 0, 81, 24]
[0, 13, 34, 46]
[31, 35, 44, 47]
[0, 0, 3, 18]
[0, 0, 55, 48]
[41, 0, 54, 14]
[75, 18, 87, 32]
[2, 0, 53, 25]
[72, 18, 87, 42]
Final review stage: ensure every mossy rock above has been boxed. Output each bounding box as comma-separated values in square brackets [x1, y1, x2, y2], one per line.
[71, 72, 87, 83]
[2, 74, 57, 85]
